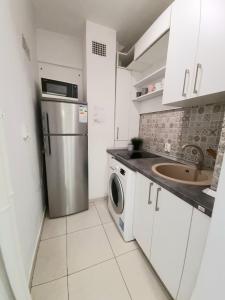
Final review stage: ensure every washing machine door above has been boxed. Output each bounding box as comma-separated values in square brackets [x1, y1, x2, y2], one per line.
[109, 173, 124, 214]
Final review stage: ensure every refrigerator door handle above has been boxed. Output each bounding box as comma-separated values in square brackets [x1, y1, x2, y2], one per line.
[46, 113, 51, 155]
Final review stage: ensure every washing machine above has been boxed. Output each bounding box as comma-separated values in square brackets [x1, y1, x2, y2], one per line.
[108, 156, 136, 241]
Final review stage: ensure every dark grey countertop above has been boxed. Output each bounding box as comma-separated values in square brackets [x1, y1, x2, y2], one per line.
[107, 149, 215, 217]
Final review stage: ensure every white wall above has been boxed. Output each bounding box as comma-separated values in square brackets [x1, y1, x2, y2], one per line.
[0, 0, 44, 280]
[191, 157, 225, 299]
[36, 29, 84, 101]
[85, 21, 116, 200]
[36, 29, 83, 69]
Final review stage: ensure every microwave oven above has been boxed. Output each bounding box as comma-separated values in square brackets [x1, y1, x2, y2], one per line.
[41, 78, 78, 99]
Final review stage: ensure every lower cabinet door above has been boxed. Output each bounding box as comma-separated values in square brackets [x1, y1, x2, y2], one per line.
[150, 188, 193, 298]
[133, 173, 156, 259]
[177, 209, 210, 300]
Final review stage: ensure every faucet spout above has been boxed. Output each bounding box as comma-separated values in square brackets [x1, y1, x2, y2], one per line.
[181, 144, 204, 170]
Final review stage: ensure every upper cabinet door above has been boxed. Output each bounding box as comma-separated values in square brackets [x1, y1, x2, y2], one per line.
[133, 173, 156, 260]
[163, 0, 201, 105]
[115, 68, 131, 141]
[150, 188, 193, 299]
[192, 0, 225, 98]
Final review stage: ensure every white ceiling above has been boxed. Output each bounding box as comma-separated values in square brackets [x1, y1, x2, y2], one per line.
[33, 0, 173, 49]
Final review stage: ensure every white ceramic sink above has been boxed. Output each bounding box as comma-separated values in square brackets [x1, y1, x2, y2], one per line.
[152, 163, 213, 186]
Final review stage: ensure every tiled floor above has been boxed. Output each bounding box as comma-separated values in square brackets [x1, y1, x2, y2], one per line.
[31, 199, 171, 300]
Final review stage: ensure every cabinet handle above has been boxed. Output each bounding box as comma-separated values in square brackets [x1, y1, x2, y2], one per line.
[193, 63, 202, 94]
[116, 127, 119, 140]
[148, 182, 154, 205]
[182, 69, 190, 97]
[46, 113, 51, 155]
[155, 187, 161, 211]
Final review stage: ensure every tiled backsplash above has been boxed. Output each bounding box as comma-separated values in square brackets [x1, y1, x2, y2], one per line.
[139, 103, 225, 189]
[211, 113, 225, 190]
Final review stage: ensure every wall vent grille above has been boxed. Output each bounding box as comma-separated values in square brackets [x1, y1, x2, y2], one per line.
[92, 41, 107, 57]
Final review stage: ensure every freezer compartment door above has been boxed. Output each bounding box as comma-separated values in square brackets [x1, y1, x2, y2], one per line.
[41, 101, 87, 135]
[45, 135, 88, 217]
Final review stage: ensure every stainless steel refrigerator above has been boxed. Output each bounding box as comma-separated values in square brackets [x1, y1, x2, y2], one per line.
[41, 99, 88, 218]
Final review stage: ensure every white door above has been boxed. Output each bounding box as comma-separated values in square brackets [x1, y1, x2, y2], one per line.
[150, 188, 193, 298]
[115, 68, 131, 141]
[163, 0, 201, 105]
[133, 173, 156, 259]
[191, 0, 225, 98]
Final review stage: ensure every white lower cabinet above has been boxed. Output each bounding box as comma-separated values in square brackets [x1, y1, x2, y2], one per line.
[177, 209, 210, 300]
[150, 188, 193, 299]
[133, 172, 210, 299]
[133, 173, 156, 260]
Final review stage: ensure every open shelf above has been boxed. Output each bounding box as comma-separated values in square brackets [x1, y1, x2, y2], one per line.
[126, 33, 169, 73]
[132, 88, 163, 102]
[134, 66, 166, 88]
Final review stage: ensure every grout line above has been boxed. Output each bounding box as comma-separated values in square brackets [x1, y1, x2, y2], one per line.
[94, 200, 114, 226]
[32, 275, 67, 288]
[42, 223, 104, 242]
[115, 247, 139, 259]
[100, 220, 133, 300]
[67, 223, 103, 236]
[94, 201, 104, 226]
[115, 256, 133, 300]
[41, 232, 67, 242]
[67, 257, 115, 277]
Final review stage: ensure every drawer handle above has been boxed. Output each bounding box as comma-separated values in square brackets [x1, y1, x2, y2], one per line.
[182, 69, 190, 97]
[155, 187, 161, 211]
[193, 63, 202, 94]
[148, 182, 154, 205]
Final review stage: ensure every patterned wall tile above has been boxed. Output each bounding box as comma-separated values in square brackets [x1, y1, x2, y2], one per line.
[139, 103, 225, 190]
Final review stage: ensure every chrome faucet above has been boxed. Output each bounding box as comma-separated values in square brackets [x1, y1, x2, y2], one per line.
[181, 144, 204, 170]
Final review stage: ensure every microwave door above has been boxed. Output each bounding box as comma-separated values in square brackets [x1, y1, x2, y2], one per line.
[46, 82, 67, 97]
[41, 101, 87, 135]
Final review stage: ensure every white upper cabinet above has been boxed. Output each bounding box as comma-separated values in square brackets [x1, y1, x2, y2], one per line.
[163, 0, 201, 105]
[115, 68, 131, 141]
[134, 5, 172, 60]
[133, 173, 156, 260]
[163, 0, 225, 106]
[193, 0, 225, 98]
[150, 188, 193, 299]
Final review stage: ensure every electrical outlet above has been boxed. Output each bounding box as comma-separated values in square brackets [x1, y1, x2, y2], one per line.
[165, 143, 171, 153]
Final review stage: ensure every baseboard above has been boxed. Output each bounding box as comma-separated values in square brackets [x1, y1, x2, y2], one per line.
[89, 196, 108, 204]
[28, 207, 46, 289]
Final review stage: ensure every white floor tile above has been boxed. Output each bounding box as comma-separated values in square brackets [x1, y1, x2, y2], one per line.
[104, 222, 138, 256]
[95, 200, 113, 224]
[67, 205, 101, 233]
[32, 236, 67, 286]
[68, 259, 131, 300]
[31, 277, 68, 300]
[67, 226, 114, 274]
[41, 216, 66, 240]
[117, 249, 171, 300]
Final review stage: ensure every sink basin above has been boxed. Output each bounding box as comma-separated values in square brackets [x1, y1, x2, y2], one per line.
[152, 163, 213, 186]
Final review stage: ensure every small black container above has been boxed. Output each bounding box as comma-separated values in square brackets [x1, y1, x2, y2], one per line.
[131, 137, 143, 151]
[136, 91, 142, 97]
